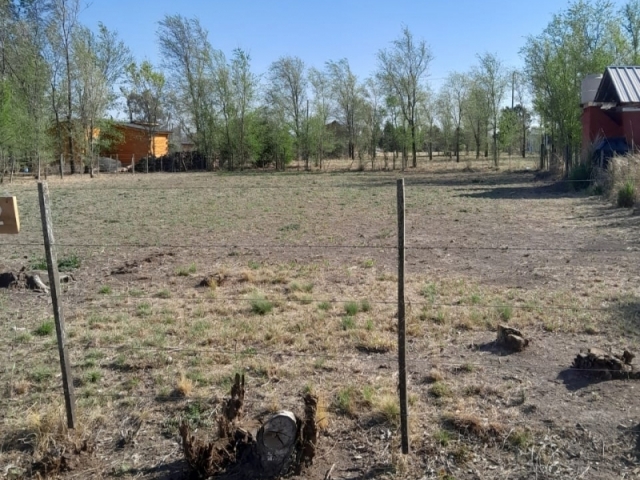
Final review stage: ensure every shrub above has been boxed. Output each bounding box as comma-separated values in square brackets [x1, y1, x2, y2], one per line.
[617, 179, 636, 208]
[568, 161, 593, 190]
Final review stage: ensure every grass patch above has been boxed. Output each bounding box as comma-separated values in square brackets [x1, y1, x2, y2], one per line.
[154, 289, 171, 299]
[98, 285, 112, 295]
[434, 429, 452, 446]
[250, 295, 273, 315]
[58, 254, 81, 272]
[33, 321, 54, 337]
[361, 259, 375, 268]
[176, 263, 197, 276]
[86, 370, 102, 383]
[498, 305, 512, 322]
[317, 301, 331, 311]
[429, 381, 451, 398]
[420, 283, 437, 302]
[341, 316, 356, 330]
[360, 299, 371, 312]
[617, 179, 636, 208]
[344, 301, 359, 316]
[30, 367, 53, 383]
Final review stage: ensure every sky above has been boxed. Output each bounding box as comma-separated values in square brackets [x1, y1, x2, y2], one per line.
[80, 0, 630, 93]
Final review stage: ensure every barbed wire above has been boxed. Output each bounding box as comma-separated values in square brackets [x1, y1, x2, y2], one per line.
[2, 240, 638, 254]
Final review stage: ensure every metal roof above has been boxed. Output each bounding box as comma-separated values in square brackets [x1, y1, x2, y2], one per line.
[594, 66, 640, 104]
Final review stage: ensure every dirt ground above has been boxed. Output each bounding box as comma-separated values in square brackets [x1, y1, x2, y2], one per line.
[1, 157, 640, 479]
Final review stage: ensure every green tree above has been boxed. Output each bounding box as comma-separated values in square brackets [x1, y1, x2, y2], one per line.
[266, 56, 307, 168]
[522, 0, 621, 173]
[377, 26, 433, 168]
[158, 14, 217, 168]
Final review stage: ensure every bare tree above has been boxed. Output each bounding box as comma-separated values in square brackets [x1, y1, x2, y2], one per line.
[51, 0, 80, 173]
[442, 72, 467, 163]
[308, 67, 333, 168]
[377, 26, 433, 168]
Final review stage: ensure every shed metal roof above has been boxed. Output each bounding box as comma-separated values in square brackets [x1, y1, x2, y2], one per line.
[594, 66, 640, 104]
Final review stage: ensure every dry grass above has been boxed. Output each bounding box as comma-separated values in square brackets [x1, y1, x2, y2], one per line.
[1, 158, 638, 478]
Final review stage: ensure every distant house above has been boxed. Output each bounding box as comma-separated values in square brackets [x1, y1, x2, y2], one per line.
[581, 66, 640, 164]
[102, 122, 172, 165]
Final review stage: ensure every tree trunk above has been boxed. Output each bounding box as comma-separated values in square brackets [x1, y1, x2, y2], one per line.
[456, 127, 460, 163]
[411, 121, 417, 168]
[429, 123, 433, 161]
[493, 126, 498, 167]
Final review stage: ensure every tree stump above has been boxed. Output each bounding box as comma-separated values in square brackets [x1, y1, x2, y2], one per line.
[572, 348, 638, 379]
[496, 325, 529, 352]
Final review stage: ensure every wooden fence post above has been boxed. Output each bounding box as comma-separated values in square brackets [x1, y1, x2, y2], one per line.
[37, 182, 76, 429]
[397, 178, 409, 454]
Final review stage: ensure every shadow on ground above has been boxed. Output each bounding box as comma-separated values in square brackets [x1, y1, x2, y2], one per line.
[556, 368, 610, 392]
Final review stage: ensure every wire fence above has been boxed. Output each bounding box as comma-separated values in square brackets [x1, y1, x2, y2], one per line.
[1, 173, 639, 457]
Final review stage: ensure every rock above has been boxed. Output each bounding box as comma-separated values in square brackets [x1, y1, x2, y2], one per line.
[497, 325, 529, 352]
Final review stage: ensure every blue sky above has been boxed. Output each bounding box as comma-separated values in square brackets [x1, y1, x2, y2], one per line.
[80, 0, 629, 92]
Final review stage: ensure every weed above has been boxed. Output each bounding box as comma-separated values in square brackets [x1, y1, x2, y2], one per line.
[362, 386, 375, 405]
[360, 299, 371, 312]
[584, 324, 599, 335]
[617, 179, 636, 208]
[155, 289, 171, 299]
[365, 318, 374, 331]
[362, 259, 375, 268]
[248, 260, 261, 270]
[568, 161, 593, 191]
[341, 316, 356, 330]
[344, 301, 359, 316]
[136, 303, 152, 317]
[176, 263, 197, 276]
[420, 283, 437, 302]
[336, 387, 355, 415]
[425, 369, 444, 383]
[298, 294, 313, 305]
[99, 285, 112, 295]
[434, 429, 452, 446]
[376, 395, 400, 425]
[250, 295, 273, 315]
[429, 381, 451, 398]
[30, 257, 48, 270]
[498, 305, 512, 322]
[470, 293, 481, 305]
[508, 429, 531, 449]
[175, 374, 194, 397]
[58, 254, 81, 272]
[129, 289, 144, 298]
[30, 367, 53, 383]
[318, 301, 331, 311]
[86, 370, 102, 383]
[33, 321, 54, 337]
[14, 333, 32, 344]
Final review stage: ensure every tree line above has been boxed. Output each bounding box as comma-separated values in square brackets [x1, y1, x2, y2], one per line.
[1, 0, 639, 179]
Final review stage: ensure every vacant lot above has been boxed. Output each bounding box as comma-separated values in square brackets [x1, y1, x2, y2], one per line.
[1, 159, 640, 479]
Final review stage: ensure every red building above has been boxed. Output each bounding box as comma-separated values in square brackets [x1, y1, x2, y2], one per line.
[582, 67, 640, 161]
